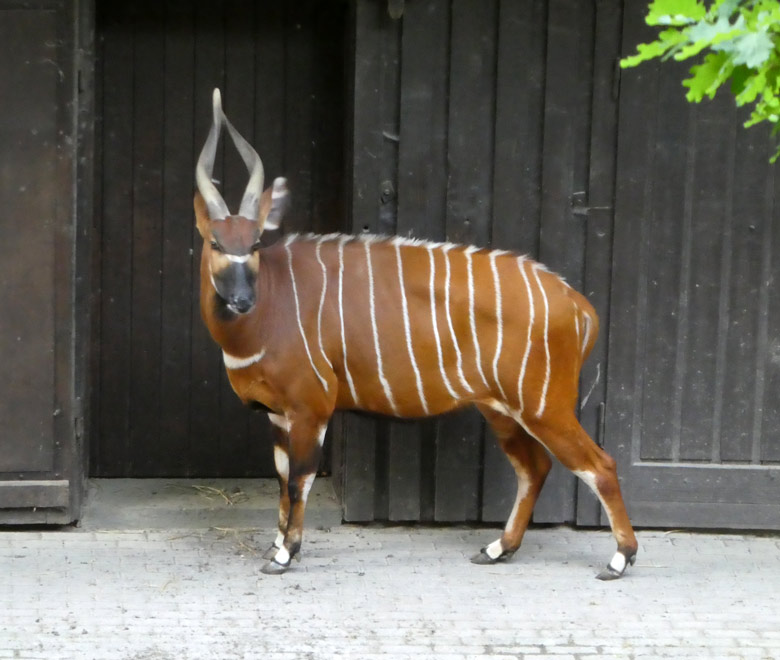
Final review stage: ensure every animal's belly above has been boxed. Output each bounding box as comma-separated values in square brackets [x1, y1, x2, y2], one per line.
[335, 382, 469, 419]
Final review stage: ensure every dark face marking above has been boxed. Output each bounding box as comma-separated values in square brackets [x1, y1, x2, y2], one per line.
[212, 261, 256, 314]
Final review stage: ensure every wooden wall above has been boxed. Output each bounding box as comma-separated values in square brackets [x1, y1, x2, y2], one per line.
[91, 0, 349, 477]
[605, 0, 780, 529]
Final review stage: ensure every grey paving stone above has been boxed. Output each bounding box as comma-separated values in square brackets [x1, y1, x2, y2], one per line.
[0, 479, 779, 659]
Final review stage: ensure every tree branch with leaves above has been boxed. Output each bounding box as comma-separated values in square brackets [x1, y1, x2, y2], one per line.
[621, 0, 780, 159]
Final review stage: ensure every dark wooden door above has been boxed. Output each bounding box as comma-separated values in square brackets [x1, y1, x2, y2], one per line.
[605, 2, 780, 528]
[0, 0, 87, 523]
[91, 0, 349, 477]
[337, 0, 620, 524]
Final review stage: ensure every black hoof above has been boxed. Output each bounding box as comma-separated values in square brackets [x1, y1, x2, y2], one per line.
[595, 551, 637, 581]
[261, 559, 291, 575]
[262, 544, 280, 561]
[596, 565, 623, 581]
[470, 549, 495, 565]
[470, 547, 514, 565]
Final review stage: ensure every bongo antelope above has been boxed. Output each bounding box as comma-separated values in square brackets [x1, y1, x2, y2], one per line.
[195, 89, 638, 579]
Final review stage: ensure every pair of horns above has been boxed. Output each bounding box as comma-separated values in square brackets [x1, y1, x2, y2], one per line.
[196, 88, 264, 221]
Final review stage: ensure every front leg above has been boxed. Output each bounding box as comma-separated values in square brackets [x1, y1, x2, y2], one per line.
[262, 412, 328, 575]
[263, 414, 291, 561]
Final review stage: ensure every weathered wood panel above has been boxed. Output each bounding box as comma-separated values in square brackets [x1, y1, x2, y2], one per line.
[0, 8, 58, 475]
[92, 0, 349, 477]
[606, 0, 780, 528]
[0, 0, 83, 523]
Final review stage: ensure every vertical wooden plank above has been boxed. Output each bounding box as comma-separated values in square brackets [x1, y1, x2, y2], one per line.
[638, 61, 693, 462]
[129, 0, 165, 475]
[340, 0, 387, 521]
[76, 0, 97, 495]
[759, 141, 780, 463]
[95, 2, 134, 475]
[393, 0, 450, 521]
[720, 114, 768, 463]
[436, 0, 497, 522]
[89, 0, 105, 477]
[602, 0, 660, 492]
[0, 8, 58, 473]
[310, 1, 350, 235]
[482, 0, 547, 523]
[157, 0, 195, 475]
[538, 0, 592, 289]
[189, 0, 226, 476]
[679, 92, 733, 462]
[576, 0, 623, 526]
[252, 1, 285, 178]
[534, 0, 594, 523]
[284, 1, 316, 232]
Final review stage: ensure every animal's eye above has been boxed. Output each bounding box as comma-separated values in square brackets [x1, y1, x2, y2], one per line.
[210, 240, 220, 251]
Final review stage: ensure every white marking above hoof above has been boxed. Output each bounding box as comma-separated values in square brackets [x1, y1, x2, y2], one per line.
[485, 539, 504, 560]
[608, 551, 627, 574]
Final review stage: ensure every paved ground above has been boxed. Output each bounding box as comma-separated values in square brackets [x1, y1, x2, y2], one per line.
[2, 479, 779, 659]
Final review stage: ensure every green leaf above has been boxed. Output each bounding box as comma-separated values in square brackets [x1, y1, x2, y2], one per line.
[621, 29, 689, 68]
[730, 64, 751, 95]
[647, 0, 706, 25]
[735, 68, 767, 104]
[683, 51, 732, 101]
[727, 29, 775, 66]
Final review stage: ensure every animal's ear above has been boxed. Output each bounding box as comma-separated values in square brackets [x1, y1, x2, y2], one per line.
[258, 177, 290, 232]
[194, 191, 211, 238]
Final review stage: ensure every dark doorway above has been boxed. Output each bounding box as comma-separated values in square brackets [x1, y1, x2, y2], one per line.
[91, 0, 349, 477]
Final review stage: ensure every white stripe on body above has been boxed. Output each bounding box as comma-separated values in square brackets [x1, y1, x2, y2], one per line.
[573, 303, 581, 348]
[315, 237, 334, 370]
[427, 246, 459, 400]
[395, 242, 429, 414]
[581, 309, 592, 359]
[365, 240, 398, 414]
[443, 245, 473, 394]
[516, 258, 535, 414]
[465, 246, 490, 389]
[284, 239, 329, 392]
[490, 251, 509, 400]
[223, 349, 265, 370]
[532, 264, 551, 418]
[338, 237, 360, 405]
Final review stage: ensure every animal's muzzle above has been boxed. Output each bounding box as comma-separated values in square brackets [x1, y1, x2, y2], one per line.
[228, 294, 254, 314]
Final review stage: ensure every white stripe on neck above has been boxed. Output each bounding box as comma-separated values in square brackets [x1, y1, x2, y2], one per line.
[223, 349, 266, 370]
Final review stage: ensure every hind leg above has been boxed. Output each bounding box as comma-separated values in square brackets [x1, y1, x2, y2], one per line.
[472, 404, 552, 564]
[520, 409, 638, 580]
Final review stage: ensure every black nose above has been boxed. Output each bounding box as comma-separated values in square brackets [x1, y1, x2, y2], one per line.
[230, 296, 253, 313]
